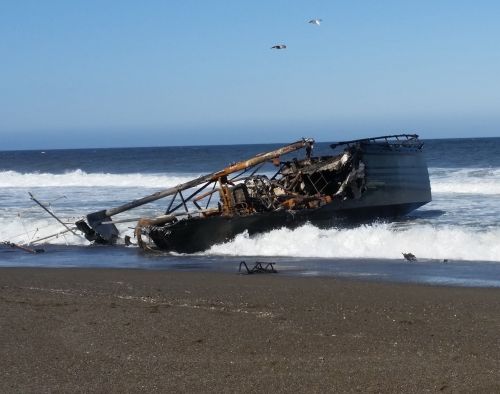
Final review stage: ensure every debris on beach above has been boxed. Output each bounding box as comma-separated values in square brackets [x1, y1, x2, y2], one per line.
[1, 241, 44, 254]
[239, 261, 277, 274]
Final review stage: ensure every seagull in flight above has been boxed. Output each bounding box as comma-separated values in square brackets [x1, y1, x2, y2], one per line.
[271, 44, 287, 50]
[308, 18, 322, 26]
[402, 252, 417, 262]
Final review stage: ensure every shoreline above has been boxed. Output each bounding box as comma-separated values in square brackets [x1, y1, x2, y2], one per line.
[2, 250, 500, 289]
[1, 268, 500, 392]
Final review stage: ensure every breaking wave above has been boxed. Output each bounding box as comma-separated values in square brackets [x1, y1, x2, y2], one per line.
[3, 217, 499, 262]
[205, 223, 500, 262]
[0, 217, 136, 246]
[430, 168, 500, 195]
[0, 170, 197, 188]
[2, 167, 500, 195]
[0, 218, 89, 246]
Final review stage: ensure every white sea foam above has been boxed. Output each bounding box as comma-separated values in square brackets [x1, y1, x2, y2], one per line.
[3, 167, 500, 195]
[3, 216, 499, 262]
[0, 218, 88, 246]
[0, 170, 197, 188]
[2, 166, 500, 258]
[0, 217, 135, 246]
[430, 168, 500, 194]
[205, 223, 500, 262]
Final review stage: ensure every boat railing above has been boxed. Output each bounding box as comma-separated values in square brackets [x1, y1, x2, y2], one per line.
[330, 134, 422, 149]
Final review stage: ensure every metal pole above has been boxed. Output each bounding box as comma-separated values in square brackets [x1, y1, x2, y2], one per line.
[29, 192, 79, 236]
[99, 138, 313, 219]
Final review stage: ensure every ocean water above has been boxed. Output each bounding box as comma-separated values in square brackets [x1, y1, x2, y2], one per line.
[1, 137, 500, 287]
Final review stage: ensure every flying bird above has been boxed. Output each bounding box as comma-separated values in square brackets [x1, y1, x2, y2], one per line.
[271, 44, 287, 50]
[308, 18, 322, 26]
[402, 252, 417, 262]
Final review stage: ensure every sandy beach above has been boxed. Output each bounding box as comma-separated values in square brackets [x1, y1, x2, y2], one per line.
[1, 267, 499, 393]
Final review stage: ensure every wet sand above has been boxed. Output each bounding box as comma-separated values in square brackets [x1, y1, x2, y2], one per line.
[1, 268, 499, 393]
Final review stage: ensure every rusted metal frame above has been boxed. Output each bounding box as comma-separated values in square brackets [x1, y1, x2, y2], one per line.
[229, 167, 251, 182]
[287, 172, 302, 191]
[167, 142, 311, 213]
[239, 261, 277, 274]
[178, 191, 188, 213]
[166, 191, 178, 214]
[305, 171, 330, 194]
[306, 173, 323, 195]
[194, 188, 218, 202]
[249, 162, 265, 177]
[218, 178, 234, 215]
[270, 163, 285, 180]
[316, 172, 329, 193]
[228, 163, 265, 184]
[217, 164, 269, 192]
[168, 181, 213, 214]
[205, 182, 218, 209]
[93, 139, 312, 220]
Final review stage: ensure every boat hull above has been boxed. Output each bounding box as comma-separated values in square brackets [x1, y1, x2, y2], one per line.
[149, 201, 428, 253]
[149, 141, 432, 253]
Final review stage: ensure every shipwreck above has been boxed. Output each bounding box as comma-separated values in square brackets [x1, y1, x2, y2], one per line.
[69, 134, 432, 253]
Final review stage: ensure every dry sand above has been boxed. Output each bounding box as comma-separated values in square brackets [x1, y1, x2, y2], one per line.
[1, 267, 499, 393]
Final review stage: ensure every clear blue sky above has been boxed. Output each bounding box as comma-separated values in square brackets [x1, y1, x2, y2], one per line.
[1, 0, 500, 149]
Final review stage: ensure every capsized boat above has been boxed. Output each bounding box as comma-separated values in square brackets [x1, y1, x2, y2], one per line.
[75, 134, 431, 253]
